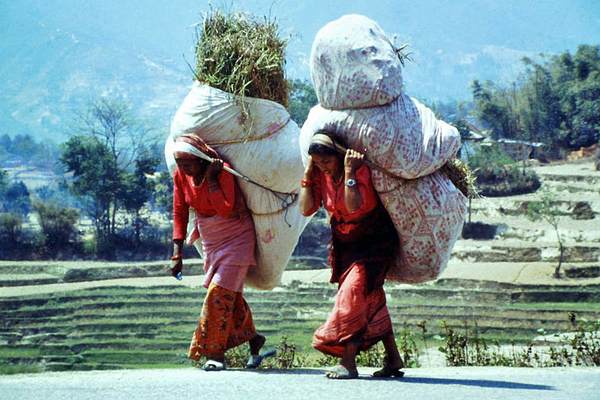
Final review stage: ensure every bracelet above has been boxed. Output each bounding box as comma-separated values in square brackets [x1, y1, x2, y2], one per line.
[171, 254, 182, 261]
[300, 178, 313, 188]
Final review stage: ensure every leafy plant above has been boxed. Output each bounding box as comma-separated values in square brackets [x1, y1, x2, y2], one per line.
[468, 146, 541, 196]
[526, 188, 564, 278]
[438, 317, 600, 367]
[33, 202, 81, 258]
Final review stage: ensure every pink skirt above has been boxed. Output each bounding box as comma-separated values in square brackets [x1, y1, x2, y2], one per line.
[196, 212, 256, 292]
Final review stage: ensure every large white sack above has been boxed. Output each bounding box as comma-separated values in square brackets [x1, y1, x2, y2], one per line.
[301, 14, 466, 283]
[166, 83, 308, 289]
[311, 14, 403, 110]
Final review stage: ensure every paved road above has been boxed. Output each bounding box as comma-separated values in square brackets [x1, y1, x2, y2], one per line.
[1, 367, 599, 400]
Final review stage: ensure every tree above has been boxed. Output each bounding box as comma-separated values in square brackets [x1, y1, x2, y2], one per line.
[0, 170, 8, 197]
[121, 147, 160, 244]
[77, 98, 149, 168]
[526, 189, 564, 278]
[33, 202, 80, 258]
[152, 170, 174, 216]
[0, 212, 24, 257]
[472, 45, 600, 155]
[520, 58, 562, 145]
[472, 80, 522, 140]
[61, 98, 158, 258]
[288, 79, 318, 127]
[61, 135, 121, 256]
[2, 180, 31, 216]
[453, 119, 472, 141]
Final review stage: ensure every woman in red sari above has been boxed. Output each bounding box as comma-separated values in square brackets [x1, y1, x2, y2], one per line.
[299, 132, 404, 379]
[169, 134, 272, 371]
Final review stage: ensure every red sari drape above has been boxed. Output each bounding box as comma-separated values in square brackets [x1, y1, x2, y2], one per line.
[308, 165, 398, 357]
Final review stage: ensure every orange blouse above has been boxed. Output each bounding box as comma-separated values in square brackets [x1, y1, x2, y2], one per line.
[305, 164, 378, 222]
[172, 164, 239, 241]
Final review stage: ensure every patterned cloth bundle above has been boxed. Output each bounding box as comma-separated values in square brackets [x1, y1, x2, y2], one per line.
[300, 15, 467, 283]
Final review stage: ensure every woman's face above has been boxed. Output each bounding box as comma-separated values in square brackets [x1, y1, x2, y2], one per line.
[311, 153, 342, 177]
[174, 153, 206, 177]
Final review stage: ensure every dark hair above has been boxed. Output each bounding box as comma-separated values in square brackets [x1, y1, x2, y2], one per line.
[308, 142, 338, 156]
[308, 130, 343, 156]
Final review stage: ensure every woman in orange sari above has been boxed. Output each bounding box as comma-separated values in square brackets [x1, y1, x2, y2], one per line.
[169, 134, 272, 371]
[299, 132, 404, 379]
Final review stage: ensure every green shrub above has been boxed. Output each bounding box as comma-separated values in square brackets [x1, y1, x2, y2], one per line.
[438, 318, 600, 367]
[468, 146, 541, 196]
[0, 212, 37, 259]
[33, 202, 81, 258]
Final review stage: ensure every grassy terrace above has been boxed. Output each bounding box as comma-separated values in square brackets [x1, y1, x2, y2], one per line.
[0, 258, 324, 287]
[1, 281, 599, 374]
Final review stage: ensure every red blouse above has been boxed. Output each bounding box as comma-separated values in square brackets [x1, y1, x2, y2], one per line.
[305, 164, 379, 222]
[172, 164, 240, 241]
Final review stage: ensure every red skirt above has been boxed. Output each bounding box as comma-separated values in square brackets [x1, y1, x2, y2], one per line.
[312, 262, 393, 357]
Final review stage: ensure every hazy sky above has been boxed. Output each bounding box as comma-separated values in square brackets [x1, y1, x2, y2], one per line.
[3, 0, 599, 73]
[1, 0, 599, 102]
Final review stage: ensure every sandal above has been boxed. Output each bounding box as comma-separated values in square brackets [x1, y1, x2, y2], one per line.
[325, 365, 359, 380]
[372, 365, 404, 378]
[202, 359, 226, 371]
[246, 349, 277, 369]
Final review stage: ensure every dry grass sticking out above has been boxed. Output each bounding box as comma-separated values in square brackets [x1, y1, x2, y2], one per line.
[443, 158, 479, 198]
[194, 10, 288, 107]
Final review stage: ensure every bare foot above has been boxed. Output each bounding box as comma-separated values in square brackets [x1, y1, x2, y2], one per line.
[207, 354, 225, 363]
[249, 334, 266, 355]
[339, 362, 358, 376]
[381, 354, 403, 370]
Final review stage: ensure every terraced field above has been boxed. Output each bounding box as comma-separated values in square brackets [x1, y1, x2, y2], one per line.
[442, 159, 600, 282]
[2, 278, 599, 373]
[1, 160, 599, 374]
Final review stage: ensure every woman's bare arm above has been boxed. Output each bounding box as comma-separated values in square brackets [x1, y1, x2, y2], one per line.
[343, 149, 364, 213]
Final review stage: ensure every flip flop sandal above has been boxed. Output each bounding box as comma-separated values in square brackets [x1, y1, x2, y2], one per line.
[325, 365, 359, 380]
[203, 359, 226, 371]
[246, 349, 277, 369]
[372, 365, 404, 378]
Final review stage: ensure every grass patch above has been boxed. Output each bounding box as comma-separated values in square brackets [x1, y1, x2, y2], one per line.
[505, 302, 600, 312]
[0, 365, 43, 374]
[0, 347, 41, 358]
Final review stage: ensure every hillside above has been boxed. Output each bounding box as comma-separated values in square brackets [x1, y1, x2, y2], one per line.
[2, 1, 599, 142]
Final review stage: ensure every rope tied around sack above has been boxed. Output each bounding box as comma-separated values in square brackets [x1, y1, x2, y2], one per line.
[235, 175, 298, 227]
[207, 115, 291, 146]
[176, 143, 297, 227]
[203, 118, 297, 226]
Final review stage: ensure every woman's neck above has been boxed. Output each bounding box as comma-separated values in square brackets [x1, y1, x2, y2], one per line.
[193, 174, 205, 186]
[332, 171, 343, 184]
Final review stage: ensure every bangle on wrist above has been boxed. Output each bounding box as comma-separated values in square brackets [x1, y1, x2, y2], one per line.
[171, 254, 182, 261]
[301, 178, 313, 188]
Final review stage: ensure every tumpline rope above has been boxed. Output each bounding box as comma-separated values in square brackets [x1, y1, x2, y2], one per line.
[189, 149, 297, 227]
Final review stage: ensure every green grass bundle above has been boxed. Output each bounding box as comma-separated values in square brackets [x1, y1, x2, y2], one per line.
[194, 10, 288, 107]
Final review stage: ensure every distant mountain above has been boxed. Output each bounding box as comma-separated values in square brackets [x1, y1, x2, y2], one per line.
[0, 11, 190, 143]
[1, 0, 599, 143]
